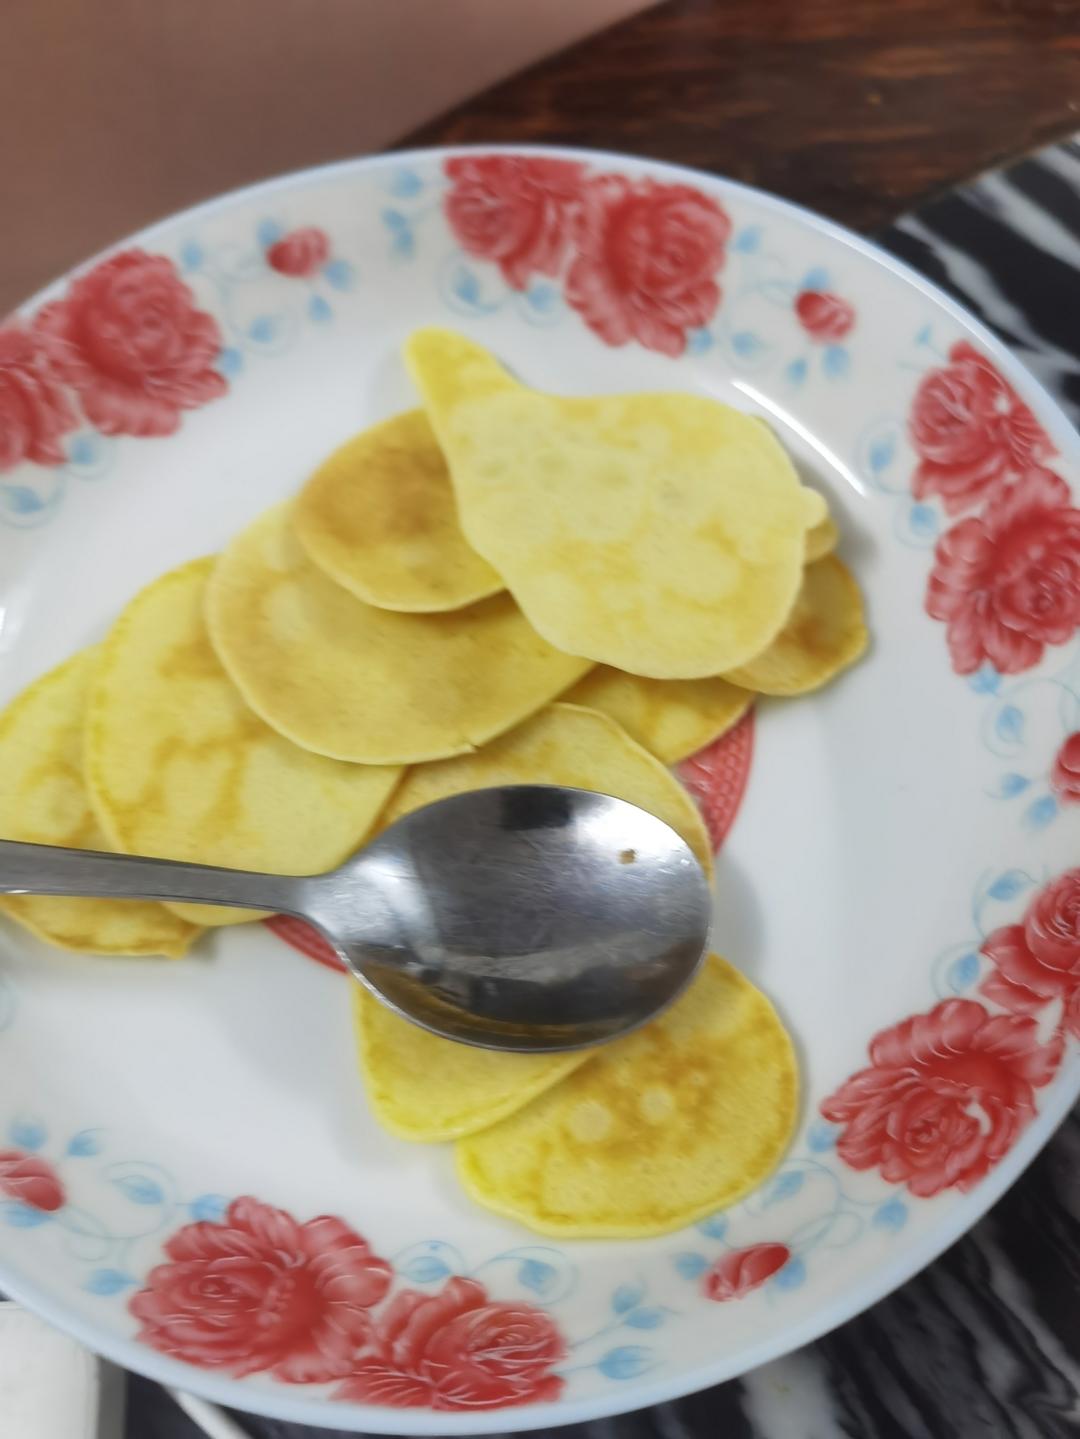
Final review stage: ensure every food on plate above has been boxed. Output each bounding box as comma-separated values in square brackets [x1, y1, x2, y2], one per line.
[406, 326, 827, 678]
[206, 504, 592, 765]
[353, 989, 589, 1142]
[456, 955, 798, 1237]
[85, 558, 402, 925]
[724, 555, 868, 696]
[294, 408, 502, 613]
[805, 512, 839, 562]
[0, 652, 198, 956]
[564, 668, 752, 765]
[377, 701, 712, 875]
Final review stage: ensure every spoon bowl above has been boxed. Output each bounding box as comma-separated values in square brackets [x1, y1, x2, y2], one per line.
[0, 785, 712, 1052]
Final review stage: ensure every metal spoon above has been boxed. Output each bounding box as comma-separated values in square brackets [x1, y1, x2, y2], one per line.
[0, 786, 711, 1052]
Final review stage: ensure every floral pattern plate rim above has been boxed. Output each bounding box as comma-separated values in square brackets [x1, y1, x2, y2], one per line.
[0, 145, 1077, 1434]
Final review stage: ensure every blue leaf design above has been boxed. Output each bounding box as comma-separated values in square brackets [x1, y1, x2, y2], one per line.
[308, 295, 333, 324]
[1, 1202, 51, 1228]
[823, 344, 850, 379]
[696, 1213, 728, 1240]
[597, 1346, 654, 1380]
[801, 266, 830, 291]
[624, 1306, 665, 1330]
[517, 1258, 557, 1296]
[806, 1120, 837, 1153]
[3, 487, 44, 514]
[785, 358, 808, 386]
[1025, 794, 1059, 830]
[995, 705, 1024, 745]
[68, 435, 98, 466]
[733, 225, 762, 253]
[248, 316, 277, 344]
[10, 1119, 45, 1151]
[868, 435, 896, 474]
[969, 664, 1001, 695]
[382, 208, 409, 232]
[525, 282, 557, 314]
[188, 1193, 228, 1223]
[388, 168, 423, 198]
[996, 773, 1031, 799]
[947, 952, 980, 993]
[686, 328, 714, 355]
[323, 259, 355, 291]
[987, 869, 1032, 902]
[732, 330, 762, 359]
[112, 1174, 164, 1206]
[673, 1252, 708, 1280]
[611, 1281, 645, 1314]
[771, 1257, 806, 1291]
[179, 241, 203, 272]
[873, 1197, 908, 1231]
[400, 1255, 450, 1284]
[256, 218, 283, 248]
[764, 1170, 804, 1205]
[452, 266, 481, 306]
[218, 347, 243, 378]
[391, 229, 415, 260]
[909, 503, 938, 538]
[85, 1269, 135, 1296]
[66, 1130, 101, 1158]
[915, 323, 933, 346]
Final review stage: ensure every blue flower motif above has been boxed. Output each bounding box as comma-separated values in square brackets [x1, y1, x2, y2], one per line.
[801, 266, 830, 291]
[67, 435, 98, 467]
[1, 1202, 52, 1228]
[733, 226, 762, 254]
[909, 503, 938, 538]
[1024, 794, 1059, 830]
[248, 316, 277, 344]
[770, 1257, 806, 1291]
[179, 240, 204, 273]
[868, 434, 896, 475]
[732, 331, 763, 360]
[387, 168, 424, 199]
[308, 295, 333, 325]
[517, 1258, 557, 1296]
[696, 1213, 728, 1240]
[969, 664, 1001, 695]
[2, 486, 45, 515]
[823, 344, 850, 379]
[323, 259, 355, 291]
[686, 328, 714, 355]
[785, 358, 808, 386]
[218, 347, 244, 378]
[806, 1120, 838, 1153]
[400, 1254, 451, 1283]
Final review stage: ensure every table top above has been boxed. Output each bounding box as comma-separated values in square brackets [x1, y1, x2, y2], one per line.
[409, 0, 1080, 234]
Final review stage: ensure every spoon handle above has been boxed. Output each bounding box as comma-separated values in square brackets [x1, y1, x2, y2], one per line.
[0, 839, 302, 915]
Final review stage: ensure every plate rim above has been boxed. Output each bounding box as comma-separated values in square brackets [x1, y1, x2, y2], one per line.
[2, 141, 1078, 1434]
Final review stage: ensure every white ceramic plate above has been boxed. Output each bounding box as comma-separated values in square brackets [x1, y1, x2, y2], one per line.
[1, 147, 1078, 1434]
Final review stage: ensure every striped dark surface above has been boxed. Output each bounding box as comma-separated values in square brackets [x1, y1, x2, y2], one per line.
[122, 138, 1080, 1437]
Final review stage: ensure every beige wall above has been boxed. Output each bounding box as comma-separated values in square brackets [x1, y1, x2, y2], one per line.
[2, 0, 653, 312]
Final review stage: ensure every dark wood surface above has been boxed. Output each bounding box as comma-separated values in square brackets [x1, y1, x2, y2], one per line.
[408, 0, 1080, 234]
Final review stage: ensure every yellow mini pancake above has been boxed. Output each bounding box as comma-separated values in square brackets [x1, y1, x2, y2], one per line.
[294, 409, 502, 613]
[406, 327, 821, 679]
[456, 955, 798, 1238]
[353, 988, 589, 1142]
[724, 554, 868, 696]
[206, 504, 591, 765]
[378, 701, 712, 875]
[86, 559, 402, 926]
[0, 653, 197, 957]
[565, 668, 752, 765]
[805, 512, 839, 562]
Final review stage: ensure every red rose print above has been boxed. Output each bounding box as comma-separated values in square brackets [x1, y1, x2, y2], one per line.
[909, 341, 1054, 514]
[0, 325, 78, 472]
[0, 1151, 64, 1212]
[565, 176, 731, 357]
[981, 868, 1080, 1041]
[1050, 733, 1080, 806]
[703, 1243, 790, 1301]
[678, 709, 755, 852]
[130, 1197, 391, 1381]
[820, 998, 1058, 1197]
[266, 227, 332, 279]
[34, 250, 226, 439]
[925, 466, 1080, 675]
[795, 291, 854, 343]
[444, 156, 585, 292]
[335, 1276, 565, 1411]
